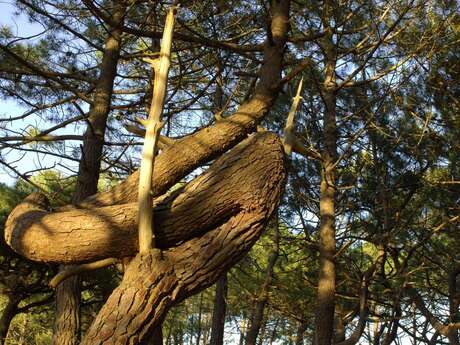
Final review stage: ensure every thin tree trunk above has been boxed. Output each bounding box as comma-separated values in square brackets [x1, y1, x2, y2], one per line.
[239, 317, 248, 345]
[246, 224, 280, 345]
[268, 318, 280, 345]
[448, 266, 460, 345]
[141, 324, 164, 345]
[52, 3, 125, 344]
[256, 317, 267, 345]
[314, 2, 338, 344]
[0, 294, 19, 345]
[195, 293, 203, 345]
[210, 273, 228, 345]
[202, 316, 210, 345]
[295, 321, 307, 345]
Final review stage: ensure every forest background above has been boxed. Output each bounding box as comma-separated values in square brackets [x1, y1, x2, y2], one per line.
[0, 0, 459, 344]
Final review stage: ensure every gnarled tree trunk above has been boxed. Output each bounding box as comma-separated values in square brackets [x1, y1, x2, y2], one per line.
[5, 132, 286, 344]
[4, 1, 291, 343]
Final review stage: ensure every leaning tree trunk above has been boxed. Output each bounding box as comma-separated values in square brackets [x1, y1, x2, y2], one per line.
[209, 273, 228, 345]
[52, 3, 125, 344]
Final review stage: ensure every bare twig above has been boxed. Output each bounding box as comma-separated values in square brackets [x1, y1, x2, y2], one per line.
[49, 258, 118, 288]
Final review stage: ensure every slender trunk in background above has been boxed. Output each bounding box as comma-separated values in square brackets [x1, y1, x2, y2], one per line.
[268, 318, 280, 345]
[295, 321, 307, 345]
[448, 267, 460, 345]
[52, 3, 125, 344]
[0, 294, 19, 345]
[202, 317, 210, 345]
[239, 317, 248, 345]
[314, 2, 338, 343]
[246, 223, 280, 345]
[141, 325, 164, 345]
[196, 293, 204, 345]
[210, 274, 228, 345]
[256, 317, 267, 345]
[209, 46, 228, 345]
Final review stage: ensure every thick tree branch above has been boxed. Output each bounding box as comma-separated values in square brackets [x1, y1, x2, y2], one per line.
[79, 137, 285, 344]
[5, 133, 286, 264]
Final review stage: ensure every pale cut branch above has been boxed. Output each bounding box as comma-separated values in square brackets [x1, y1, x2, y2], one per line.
[283, 77, 303, 156]
[281, 78, 322, 160]
[138, 7, 176, 253]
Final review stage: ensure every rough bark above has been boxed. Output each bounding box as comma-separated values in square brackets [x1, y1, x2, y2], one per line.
[209, 273, 228, 345]
[52, 3, 126, 344]
[52, 275, 81, 345]
[246, 224, 280, 345]
[77, 133, 285, 344]
[314, 4, 338, 344]
[6, 132, 285, 263]
[0, 294, 19, 345]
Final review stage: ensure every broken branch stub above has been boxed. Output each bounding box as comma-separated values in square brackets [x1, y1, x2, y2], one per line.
[283, 77, 303, 156]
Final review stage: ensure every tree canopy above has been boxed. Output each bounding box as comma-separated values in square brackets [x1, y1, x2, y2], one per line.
[0, 0, 459, 344]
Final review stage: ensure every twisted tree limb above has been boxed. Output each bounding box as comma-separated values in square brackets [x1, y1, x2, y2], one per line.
[5, 132, 285, 265]
[80, 135, 285, 344]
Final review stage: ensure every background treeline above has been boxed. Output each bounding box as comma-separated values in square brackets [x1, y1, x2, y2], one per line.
[0, 0, 459, 344]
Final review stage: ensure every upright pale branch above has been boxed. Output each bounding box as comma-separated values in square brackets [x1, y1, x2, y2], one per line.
[283, 77, 303, 156]
[138, 7, 176, 253]
[281, 77, 321, 160]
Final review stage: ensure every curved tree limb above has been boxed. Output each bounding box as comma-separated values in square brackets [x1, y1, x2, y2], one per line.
[5, 132, 286, 265]
[80, 136, 285, 344]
